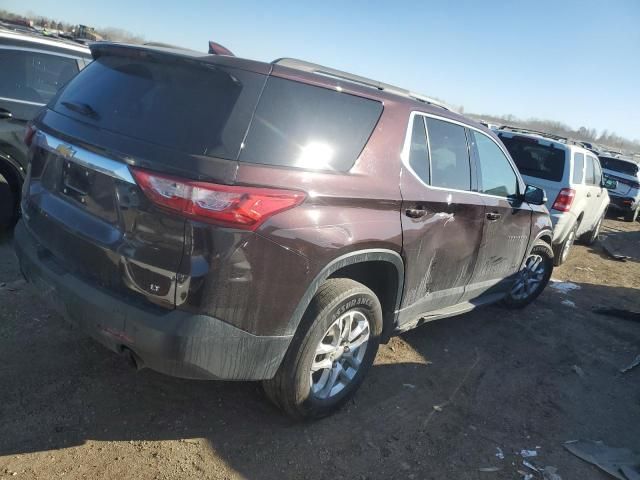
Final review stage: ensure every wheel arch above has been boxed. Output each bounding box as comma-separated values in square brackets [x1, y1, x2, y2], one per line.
[285, 249, 404, 342]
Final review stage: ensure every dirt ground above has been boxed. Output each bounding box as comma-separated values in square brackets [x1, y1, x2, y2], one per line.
[1, 217, 639, 480]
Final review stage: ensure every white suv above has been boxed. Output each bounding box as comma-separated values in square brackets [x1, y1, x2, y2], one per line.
[497, 128, 610, 265]
[599, 155, 640, 222]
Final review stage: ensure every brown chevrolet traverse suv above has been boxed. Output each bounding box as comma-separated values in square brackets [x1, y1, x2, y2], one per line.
[14, 43, 554, 419]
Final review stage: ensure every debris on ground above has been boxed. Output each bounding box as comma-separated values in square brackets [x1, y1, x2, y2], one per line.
[620, 355, 640, 374]
[523, 460, 539, 472]
[495, 447, 504, 460]
[564, 440, 640, 480]
[549, 280, 581, 294]
[521, 449, 538, 458]
[433, 405, 443, 412]
[561, 299, 576, 308]
[593, 307, 640, 323]
[402, 383, 416, 389]
[478, 466, 501, 472]
[542, 465, 563, 480]
[601, 240, 631, 262]
[571, 365, 586, 378]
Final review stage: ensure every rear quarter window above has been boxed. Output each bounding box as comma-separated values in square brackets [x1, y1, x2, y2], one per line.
[499, 135, 565, 182]
[240, 77, 383, 171]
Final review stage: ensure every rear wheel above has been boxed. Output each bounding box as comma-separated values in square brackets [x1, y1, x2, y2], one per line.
[553, 222, 578, 266]
[504, 241, 553, 309]
[582, 213, 604, 246]
[624, 207, 639, 223]
[263, 278, 382, 420]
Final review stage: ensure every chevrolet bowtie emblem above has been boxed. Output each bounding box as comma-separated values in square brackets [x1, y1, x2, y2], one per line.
[55, 144, 76, 159]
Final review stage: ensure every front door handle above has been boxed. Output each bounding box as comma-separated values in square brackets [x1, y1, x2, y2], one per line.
[586, 192, 592, 198]
[405, 208, 427, 218]
[486, 212, 501, 221]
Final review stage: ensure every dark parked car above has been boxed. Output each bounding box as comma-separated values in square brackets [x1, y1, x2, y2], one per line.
[15, 43, 554, 419]
[0, 27, 91, 227]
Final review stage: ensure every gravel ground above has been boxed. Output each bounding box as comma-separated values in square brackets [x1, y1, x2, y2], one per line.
[1, 217, 639, 480]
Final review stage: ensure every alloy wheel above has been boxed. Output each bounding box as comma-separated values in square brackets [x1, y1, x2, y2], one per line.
[310, 310, 370, 400]
[510, 253, 548, 301]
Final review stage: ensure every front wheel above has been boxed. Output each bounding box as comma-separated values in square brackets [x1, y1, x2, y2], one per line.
[263, 278, 382, 420]
[503, 241, 554, 309]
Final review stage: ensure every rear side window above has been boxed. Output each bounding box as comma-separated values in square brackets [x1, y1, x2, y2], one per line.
[585, 156, 595, 185]
[472, 131, 518, 197]
[240, 77, 383, 171]
[407, 115, 430, 184]
[499, 135, 565, 182]
[425, 117, 471, 191]
[0, 49, 79, 104]
[600, 157, 639, 177]
[572, 153, 585, 184]
[52, 56, 265, 159]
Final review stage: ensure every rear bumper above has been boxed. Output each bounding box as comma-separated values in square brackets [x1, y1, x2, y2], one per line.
[13, 221, 292, 381]
[549, 211, 577, 245]
[607, 193, 637, 212]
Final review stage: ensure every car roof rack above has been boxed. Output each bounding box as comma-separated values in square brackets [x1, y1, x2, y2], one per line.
[498, 125, 582, 146]
[272, 57, 450, 110]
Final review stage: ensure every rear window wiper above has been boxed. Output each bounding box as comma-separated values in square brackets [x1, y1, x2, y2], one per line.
[61, 101, 100, 120]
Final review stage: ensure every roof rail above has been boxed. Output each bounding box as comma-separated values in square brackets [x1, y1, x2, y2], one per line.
[498, 125, 582, 146]
[272, 57, 450, 110]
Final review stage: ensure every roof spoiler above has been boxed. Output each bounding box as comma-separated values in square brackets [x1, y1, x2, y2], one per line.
[208, 41, 234, 56]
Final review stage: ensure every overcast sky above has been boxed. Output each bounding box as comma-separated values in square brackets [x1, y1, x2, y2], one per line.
[6, 0, 639, 140]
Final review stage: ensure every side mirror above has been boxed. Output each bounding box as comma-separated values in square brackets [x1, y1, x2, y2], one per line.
[524, 184, 547, 205]
[602, 177, 618, 190]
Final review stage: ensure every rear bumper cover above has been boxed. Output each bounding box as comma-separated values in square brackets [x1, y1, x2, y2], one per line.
[607, 193, 637, 212]
[14, 221, 292, 381]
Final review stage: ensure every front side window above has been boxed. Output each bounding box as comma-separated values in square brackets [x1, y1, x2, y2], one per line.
[425, 117, 471, 190]
[472, 131, 518, 197]
[0, 49, 79, 104]
[572, 153, 585, 184]
[589, 156, 602, 185]
[407, 115, 430, 184]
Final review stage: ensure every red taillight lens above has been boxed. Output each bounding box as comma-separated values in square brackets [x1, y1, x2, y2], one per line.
[130, 168, 306, 230]
[552, 188, 576, 212]
[24, 123, 36, 147]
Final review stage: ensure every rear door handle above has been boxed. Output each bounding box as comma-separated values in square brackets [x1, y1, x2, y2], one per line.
[0, 108, 13, 119]
[486, 212, 501, 221]
[586, 192, 592, 198]
[405, 208, 427, 218]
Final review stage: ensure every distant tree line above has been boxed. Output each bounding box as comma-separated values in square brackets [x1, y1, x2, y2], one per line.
[466, 111, 639, 153]
[0, 9, 145, 43]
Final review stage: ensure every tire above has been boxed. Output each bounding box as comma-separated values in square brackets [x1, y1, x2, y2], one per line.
[503, 240, 554, 309]
[623, 207, 639, 223]
[263, 278, 382, 420]
[0, 169, 20, 229]
[582, 213, 604, 246]
[552, 222, 578, 266]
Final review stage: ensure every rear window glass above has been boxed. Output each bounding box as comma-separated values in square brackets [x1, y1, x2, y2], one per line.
[52, 56, 265, 159]
[499, 135, 565, 182]
[240, 77, 383, 171]
[599, 157, 639, 177]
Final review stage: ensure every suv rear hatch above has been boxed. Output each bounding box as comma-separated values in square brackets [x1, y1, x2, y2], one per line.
[22, 44, 267, 308]
[600, 156, 640, 197]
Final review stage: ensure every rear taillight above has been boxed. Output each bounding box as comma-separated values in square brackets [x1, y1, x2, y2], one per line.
[552, 188, 576, 212]
[130, 168, 306, 230]
[24, 123, 36, 147]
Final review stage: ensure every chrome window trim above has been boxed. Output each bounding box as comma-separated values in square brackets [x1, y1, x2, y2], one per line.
[33, 131, 135, 184]
[0, 96, 45, 106]
[401, 110, 527, 199]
